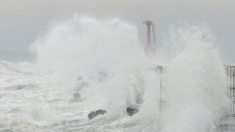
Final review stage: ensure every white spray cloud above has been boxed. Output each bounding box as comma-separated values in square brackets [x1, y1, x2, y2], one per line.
[27, 17, 229, 132]
[162, 24, 229, 132]
[31, 15, 144, 84]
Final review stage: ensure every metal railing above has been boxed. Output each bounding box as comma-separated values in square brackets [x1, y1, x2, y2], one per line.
[217, 65, 235, 132]
[152, 65, 235, 132]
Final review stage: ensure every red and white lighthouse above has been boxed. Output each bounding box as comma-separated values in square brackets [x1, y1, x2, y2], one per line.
[143, 19, 154, 54]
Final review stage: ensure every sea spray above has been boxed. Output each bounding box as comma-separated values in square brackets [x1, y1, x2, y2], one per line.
[31, 16, 141, 86]
[30, 15, 153, 120]
[0, 16, 229, 132]
[162, 24, 229, 132]
[160, 22, 214, 61]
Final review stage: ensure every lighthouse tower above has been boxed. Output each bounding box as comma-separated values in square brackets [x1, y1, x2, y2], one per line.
[143, 19, 154, 54]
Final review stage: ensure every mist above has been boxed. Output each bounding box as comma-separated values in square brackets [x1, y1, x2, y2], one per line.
[0, 0, 235, 62]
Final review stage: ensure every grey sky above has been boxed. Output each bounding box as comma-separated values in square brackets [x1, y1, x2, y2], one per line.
[0, 0, 235, 62]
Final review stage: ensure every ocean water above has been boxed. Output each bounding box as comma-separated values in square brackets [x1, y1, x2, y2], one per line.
[0, 16, 229, 132]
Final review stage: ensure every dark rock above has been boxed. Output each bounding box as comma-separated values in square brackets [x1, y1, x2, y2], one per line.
[88, 111, 96, 120]
[17, 85, 26, 90]
[95, 110, 107, 115]
[69, 92, 82, 103]
[88, 109, 107, 120]
[73, 93, 81, 101]
[127, 106, 139, 116]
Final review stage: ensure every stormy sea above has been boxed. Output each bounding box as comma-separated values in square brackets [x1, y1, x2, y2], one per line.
[0, 16, 229, 132]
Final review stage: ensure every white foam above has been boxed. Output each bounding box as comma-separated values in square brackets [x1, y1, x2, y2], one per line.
[0, 17, 229, 132]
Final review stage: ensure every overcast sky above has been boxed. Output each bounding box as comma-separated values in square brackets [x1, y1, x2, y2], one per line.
[0, 0, 235, 62]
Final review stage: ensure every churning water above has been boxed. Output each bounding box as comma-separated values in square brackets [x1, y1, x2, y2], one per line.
[0, 16, 229, 132]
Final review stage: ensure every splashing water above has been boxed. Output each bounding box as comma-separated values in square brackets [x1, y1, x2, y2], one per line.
[30, 16, 143, 85]
[0, 16, 229, 132]
[161, 24, 229, 132]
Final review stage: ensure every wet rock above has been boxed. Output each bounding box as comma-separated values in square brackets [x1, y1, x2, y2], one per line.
[69, 93, 82, 103]
[88, 110, 107, 120]
[16, 84, 36, 90]
[17, 85, 26, 90]
[95, 110, 107, 115]
[88, 111, 96, 120]
[127, 106, 139, 116]
[73, 93, 81, 101]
